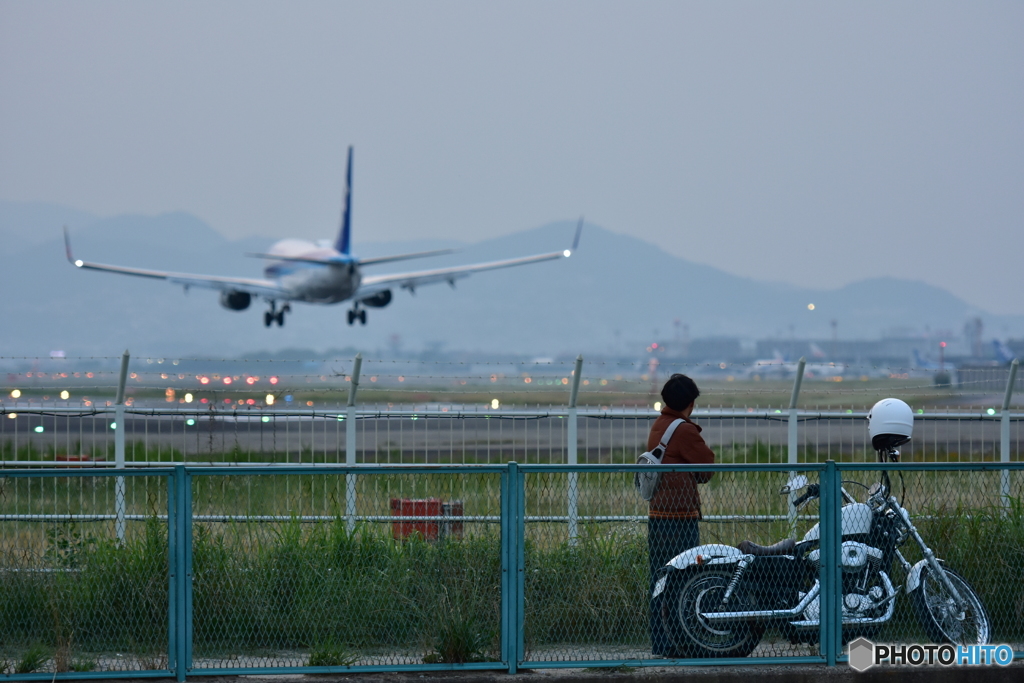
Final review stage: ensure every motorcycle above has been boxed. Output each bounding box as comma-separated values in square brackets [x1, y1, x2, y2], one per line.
[652, 399, 992, 658]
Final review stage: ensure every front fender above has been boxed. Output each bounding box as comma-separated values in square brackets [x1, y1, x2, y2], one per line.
[906, 558, 945, 593]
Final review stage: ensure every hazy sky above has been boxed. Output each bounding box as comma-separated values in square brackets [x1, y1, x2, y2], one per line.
[2, 2, 1022, 314]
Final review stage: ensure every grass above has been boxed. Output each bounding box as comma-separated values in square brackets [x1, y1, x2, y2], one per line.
[13, 643, 49, 674]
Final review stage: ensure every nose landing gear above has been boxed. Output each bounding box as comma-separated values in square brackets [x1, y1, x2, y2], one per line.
[264, 302, 290, 327]
[347, 306, 367, 326]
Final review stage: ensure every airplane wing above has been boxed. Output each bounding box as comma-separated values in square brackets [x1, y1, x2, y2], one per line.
[63, 228, 287, 299]
[353, 219, 583, 301]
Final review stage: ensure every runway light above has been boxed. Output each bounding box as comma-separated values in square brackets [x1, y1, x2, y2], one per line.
[7, 413, 16, 419]
[34, 426, 44, 433]
[60, 390, 70, 400]
[261, 416, 270, 423]
[270, 376, 279, 385]
[563, 249, 571, 257]
[223, 377, 233, 385]
[199, 376, 210, 385]
[110, 423, 117, 430]
[10, 389, 21, 398]
[186, 419, 195, 426]
[491, 399, 500, 409]
[184, 393, 193, 403]
[74, 259, 83, 267]
[987, 408, 996, 415]
[246, 377, 256, 385]
[266, 394, 275, 405]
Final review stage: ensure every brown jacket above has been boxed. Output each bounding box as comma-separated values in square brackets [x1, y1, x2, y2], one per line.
[647, 407, 715, 519]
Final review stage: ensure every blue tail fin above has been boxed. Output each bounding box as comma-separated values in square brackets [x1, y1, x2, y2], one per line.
[993, 339, 1016, 365]
[335, 146, 353, 254]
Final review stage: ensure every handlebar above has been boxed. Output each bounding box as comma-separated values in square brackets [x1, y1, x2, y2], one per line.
[791, 484, 820, 507]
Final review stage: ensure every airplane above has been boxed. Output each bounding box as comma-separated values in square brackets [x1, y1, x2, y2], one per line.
[743, 349, 845, 380]
[993, 339, 1017, 365]
[63, 147, 582, 327]
[912, 348, 953, 372]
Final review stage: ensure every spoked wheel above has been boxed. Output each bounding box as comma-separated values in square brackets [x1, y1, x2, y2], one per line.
[662, 569, 764, 658]
[911, 566, 991, 645]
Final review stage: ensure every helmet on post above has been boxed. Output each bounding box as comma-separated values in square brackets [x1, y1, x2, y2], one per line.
[867, 398, 913, 452]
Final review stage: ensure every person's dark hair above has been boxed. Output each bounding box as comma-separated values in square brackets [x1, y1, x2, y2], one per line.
[661, 374, 700, 412]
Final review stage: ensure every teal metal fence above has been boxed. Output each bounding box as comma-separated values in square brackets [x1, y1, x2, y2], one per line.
[1, 461, 1022, 679]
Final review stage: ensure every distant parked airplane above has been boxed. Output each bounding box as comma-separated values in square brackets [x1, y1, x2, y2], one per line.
[993, 339, 1017, 365]
[912, 349, 956, 373]
[740, 349, 845, 380]
[64, 147, 582, 327]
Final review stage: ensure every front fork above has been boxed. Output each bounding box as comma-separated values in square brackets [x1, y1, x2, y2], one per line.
[887, 496, 966, 612]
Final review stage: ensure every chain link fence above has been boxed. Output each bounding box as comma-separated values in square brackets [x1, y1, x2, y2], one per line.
[2, 462, 1022, 678]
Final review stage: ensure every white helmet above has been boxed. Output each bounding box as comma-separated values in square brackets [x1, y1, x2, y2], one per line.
[868, 398, 914, 451]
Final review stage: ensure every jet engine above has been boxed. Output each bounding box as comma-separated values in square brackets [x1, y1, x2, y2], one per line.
[361, 290, 392, 308]
[219, 290, 252, 311]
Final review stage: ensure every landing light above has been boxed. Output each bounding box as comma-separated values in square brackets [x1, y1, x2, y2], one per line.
[74, 259, 83, 267]
[563, 250, 571, 257]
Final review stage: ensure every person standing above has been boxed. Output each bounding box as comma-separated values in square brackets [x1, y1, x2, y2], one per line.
[647, 373, 716, 657]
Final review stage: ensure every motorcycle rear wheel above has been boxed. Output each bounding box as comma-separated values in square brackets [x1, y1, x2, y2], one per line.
[911, 566, 991, 645]
[662, 568, 765, 658]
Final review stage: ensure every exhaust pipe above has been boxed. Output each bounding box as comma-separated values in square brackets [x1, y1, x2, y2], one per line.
[700, 581, 820, 623]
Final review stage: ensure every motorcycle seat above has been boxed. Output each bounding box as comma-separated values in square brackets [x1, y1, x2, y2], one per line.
[737, 538, 797, 556]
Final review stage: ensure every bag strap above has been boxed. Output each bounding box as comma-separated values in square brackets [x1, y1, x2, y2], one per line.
[656, 418, 686, 451]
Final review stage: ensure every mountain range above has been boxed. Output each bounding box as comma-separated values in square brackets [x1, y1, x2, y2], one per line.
[1, 201, 1020, 359]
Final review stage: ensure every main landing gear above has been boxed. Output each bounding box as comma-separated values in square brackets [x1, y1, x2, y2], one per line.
[347, 306, 367, 326]
[264, 302, 290, 327]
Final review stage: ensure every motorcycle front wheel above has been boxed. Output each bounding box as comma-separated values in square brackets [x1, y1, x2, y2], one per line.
[911, 566, 991, 645]
[662, 568, 764, 658]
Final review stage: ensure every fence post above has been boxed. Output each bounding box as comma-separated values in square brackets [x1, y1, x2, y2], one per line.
[1001, 359, 1019, 511]
[819, 460, 841, 665]
[502, 461, 523, 673]
[787, 357, 806, 536]
[346, 353, 362, 534]
[115, 349, 130, 542]
[567, 355, 583, 546]
[170, 465, 192, 682]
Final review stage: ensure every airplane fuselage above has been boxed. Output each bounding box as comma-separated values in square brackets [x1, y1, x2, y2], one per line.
[263, 239, 361, 304]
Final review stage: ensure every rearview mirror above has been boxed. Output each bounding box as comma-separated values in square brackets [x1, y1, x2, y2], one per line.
[780, 475, 808, 495]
